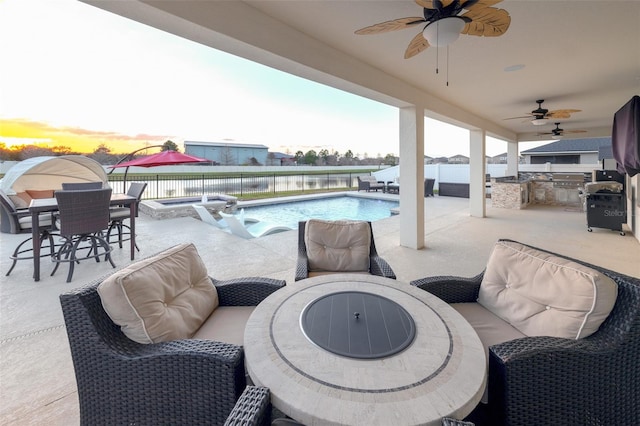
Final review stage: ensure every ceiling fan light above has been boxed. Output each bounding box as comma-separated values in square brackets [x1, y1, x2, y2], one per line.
[551, 134, 564, 140]
[422, 17, 465, 47]
[531, 118, 548, 126]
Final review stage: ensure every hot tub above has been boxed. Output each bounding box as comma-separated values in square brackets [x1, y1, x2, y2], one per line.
[139, 195, 237, 220]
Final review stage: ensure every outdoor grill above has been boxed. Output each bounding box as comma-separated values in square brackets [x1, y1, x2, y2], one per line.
[583, 170, 626, 235]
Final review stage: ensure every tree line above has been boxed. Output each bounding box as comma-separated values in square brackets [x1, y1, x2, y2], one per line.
[292, 149, 397, 166]
[1, 141, 398, 167]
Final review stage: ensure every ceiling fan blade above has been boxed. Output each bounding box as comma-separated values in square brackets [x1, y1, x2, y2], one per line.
[503, 115, 533, 120]
[546, 109, 582, 119]
[355, 17, 425, 35]
[461, 7, 511, 36]
[405, 32, 431, 58]
[564, 129, 587, 134]
[462, 0, 504, 10]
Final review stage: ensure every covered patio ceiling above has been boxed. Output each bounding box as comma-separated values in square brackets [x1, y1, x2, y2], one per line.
[84, 0, 640, 143]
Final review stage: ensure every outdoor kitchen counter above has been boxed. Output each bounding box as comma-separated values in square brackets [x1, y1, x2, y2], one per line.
[491, 175, 587, 209]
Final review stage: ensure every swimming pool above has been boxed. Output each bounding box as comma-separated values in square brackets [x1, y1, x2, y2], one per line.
[242, 196, 399, 229]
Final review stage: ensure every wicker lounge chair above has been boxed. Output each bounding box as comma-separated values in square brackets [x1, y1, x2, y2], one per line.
[295, 219, 396, 281]
[1, 189, 57, 276]
[411, 239, 640, 425]
[219, 211, 292, 239]
[59, 269, 285, 425]
[357, 175, 385, 192]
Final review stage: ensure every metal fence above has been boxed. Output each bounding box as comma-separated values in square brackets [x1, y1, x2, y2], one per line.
[108, 171, 372, 199]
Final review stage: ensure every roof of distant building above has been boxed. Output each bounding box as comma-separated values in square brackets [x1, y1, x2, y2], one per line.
[185, 140, 269, 149]
[521, 137, 611, 154]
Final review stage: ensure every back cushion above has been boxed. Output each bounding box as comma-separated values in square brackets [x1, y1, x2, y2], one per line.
[478, 240, 618, 339]
[305, 219, 371, 272]
[9, 192, 31, 209]
[97, 243, 218, 344]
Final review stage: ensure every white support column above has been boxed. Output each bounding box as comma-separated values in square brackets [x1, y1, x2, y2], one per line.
[469, 129, 486, 217]
[399, 106, 424, 249]
[506, 141, 519, 177]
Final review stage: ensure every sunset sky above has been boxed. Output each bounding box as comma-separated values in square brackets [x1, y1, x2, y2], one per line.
[0, 0, 545, 157]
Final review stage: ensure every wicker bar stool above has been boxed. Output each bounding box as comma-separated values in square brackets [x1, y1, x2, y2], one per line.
[107, 182, 147, 250]
[50, 188, 115, 282]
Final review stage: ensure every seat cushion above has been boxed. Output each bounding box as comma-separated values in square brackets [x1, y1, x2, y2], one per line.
[451, 302, 526, 404]
[305, 219, 371, 272]
[478, 240, 618, 339]
[97, 243, 218, 344]
[18, 213, 53, 230]
[192, 306, 255, 346]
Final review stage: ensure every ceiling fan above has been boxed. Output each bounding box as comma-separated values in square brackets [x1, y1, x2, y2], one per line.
[538, 123, 587, 140]
[504, 100, 582, 126]
[354, 0, 511, 59]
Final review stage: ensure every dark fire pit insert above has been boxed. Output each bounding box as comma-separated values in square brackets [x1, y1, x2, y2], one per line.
[300, 291, 416, 359]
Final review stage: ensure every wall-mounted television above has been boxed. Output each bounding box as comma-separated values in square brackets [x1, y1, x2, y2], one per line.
[612, 95, 640, 177]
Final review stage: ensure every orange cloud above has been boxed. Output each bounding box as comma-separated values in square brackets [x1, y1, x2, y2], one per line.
[0, 118, 173, 154]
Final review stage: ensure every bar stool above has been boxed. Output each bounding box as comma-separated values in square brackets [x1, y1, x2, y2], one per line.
[50, 188, 115, 282]
[107, 182, 147, 250]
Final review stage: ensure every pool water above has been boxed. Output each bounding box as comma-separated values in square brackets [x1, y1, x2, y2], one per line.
[242, 196, 398, 229]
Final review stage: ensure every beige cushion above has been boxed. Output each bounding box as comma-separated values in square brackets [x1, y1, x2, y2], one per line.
[18, 213, 53, 230]
[9, 193, 30, 209]
[97, 243, 218, 344]
[305, 219, 371, 272]
[478, 240, 618, 339]
[192, 306, 255, 346]
[451, 302, 526, 404]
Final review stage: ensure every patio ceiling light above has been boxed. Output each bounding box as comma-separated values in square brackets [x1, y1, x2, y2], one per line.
[422, 17, 466, 47]
[531, 118, 549, 126]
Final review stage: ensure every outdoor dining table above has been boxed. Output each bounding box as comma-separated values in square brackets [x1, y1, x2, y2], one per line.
[28, 193, 137, 281]
[244, 274, 487, 426]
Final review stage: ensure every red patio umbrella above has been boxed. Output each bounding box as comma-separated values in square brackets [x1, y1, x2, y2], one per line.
[109, 150, 210, 190]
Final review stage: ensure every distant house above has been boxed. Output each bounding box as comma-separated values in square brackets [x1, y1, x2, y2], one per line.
[184, 141, 269, 166]
[448, 154, 469, 164]
[423, 155, 434, 164]
[489, 152, 508, 164]
[521, 137, 612, 165]
[269, 151, 296, 166]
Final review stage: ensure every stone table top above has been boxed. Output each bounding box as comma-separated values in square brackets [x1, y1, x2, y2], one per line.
[244, 274, 486, 426]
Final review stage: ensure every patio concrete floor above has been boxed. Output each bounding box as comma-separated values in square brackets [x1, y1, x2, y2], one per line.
[1, 193, 639, 425]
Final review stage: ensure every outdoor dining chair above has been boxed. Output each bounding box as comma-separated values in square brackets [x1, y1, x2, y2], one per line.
[61, 182, 103, 190]
[107, 182, 147, 250]
[50, 188, 115, 282]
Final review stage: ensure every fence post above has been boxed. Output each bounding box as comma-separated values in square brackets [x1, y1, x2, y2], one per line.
[240, 173, 243, 197]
